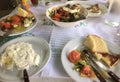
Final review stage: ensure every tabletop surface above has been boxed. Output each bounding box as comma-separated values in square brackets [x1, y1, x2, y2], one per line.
[0, 0, 120, 82]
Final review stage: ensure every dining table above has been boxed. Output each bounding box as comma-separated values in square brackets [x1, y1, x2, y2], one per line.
[0, 0, 120, 82]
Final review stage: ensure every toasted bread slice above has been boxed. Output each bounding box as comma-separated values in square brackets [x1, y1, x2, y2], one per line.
[17, 7, 34, 18]
[17, 8, 29, 17]
[84, 34, 109, 60]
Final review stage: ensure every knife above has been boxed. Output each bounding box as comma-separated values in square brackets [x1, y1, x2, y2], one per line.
[83, 50, 120, 82]
[82, 52, 107, 82]
[23, 69, 30, 82]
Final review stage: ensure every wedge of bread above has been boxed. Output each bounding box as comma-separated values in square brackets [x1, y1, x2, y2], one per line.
[84, 34, 109, 53]
[84, 34, 109, 60]
[84, 34, 120, 67]
[17, 7, 34, 18]
[17, 8, 29, 17]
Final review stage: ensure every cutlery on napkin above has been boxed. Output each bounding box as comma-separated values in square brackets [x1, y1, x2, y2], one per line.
[83, 50, 120, 82]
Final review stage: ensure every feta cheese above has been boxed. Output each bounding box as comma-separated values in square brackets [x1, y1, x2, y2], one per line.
[63, 7, 79, 13]
[24, 18, 32, 27]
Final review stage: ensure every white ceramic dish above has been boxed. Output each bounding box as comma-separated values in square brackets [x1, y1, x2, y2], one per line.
[61, 36, 120, 82]
[66, 1, 108, 17]
[0, 36, 51, 82]
[0, 8, 37, 36]
[46, 3, 88, 28]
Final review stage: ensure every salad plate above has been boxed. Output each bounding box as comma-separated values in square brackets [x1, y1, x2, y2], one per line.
[0, 36, 51, 82]
[0, 7, 37, 36]
[46, 2, 88, 28]
[61, 36, 120, 82]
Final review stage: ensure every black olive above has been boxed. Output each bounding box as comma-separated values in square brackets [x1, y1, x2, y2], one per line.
[1, 26, 6, 31]
[65, 4, 71, 8]
[57, 7, 63, 13]
[71, 4, 77, 9]
[69, 13, 75, 22]
[32, 17, 36, 22]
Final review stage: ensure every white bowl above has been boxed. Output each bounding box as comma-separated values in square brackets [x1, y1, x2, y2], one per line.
[46, 3, 88, 28]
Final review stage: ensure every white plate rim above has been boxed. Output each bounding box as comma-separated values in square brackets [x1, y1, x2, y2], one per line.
[46, 3, 87, 28]
[61, 36, 120, 82]
[0, 7, 37, 36]
[0, 36, 51, 82]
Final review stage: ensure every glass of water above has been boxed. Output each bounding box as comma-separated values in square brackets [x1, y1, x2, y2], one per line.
[104, 13, 120, 42]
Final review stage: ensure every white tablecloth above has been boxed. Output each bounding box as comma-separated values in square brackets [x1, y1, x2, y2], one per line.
[29, 0, 120, 81]
[1, 0, 120, 82]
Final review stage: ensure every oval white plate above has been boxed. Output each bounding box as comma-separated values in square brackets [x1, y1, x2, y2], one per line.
[61, 36, 120, 82]
[0, 8, 37, 36]
[66, 1, 108, 17]
[0, 36, 51, 82]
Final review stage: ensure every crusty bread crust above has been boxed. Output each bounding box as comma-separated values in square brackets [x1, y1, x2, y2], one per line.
[84, 34, 120, 67]
[84, 34, 109, 60]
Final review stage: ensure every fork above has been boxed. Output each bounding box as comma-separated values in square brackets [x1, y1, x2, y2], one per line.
[83, 50, 120, 82]
[82, 52, 107, 82]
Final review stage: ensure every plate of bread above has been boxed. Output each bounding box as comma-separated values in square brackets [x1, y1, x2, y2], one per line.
[0, 7, 37, 36]
[61, 34, 120, 82]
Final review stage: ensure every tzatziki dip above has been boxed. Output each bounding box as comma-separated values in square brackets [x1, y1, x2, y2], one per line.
[0, 42, 40, 70]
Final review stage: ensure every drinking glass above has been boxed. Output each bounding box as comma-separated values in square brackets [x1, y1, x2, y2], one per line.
[30, 0, 46, 7]
[30, 0, 39, 6]
[104, 13, 120, 42]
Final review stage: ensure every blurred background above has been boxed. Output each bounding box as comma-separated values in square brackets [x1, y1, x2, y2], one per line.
[0, 0, 20, 18]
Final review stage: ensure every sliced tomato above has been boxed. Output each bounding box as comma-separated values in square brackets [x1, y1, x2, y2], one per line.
[82, 65, 91, 73]
[53, 13, 61, 21]
[11, 21, 19, 26]
[4, 22, 11, 29]
[0, 21, 5, 27]
[17, 16, 24, 21]
[54, 13, 61, 18]
[68, 50, 80, 63]
[11, 16, 20, 22]
[80, 65, 95, 77]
